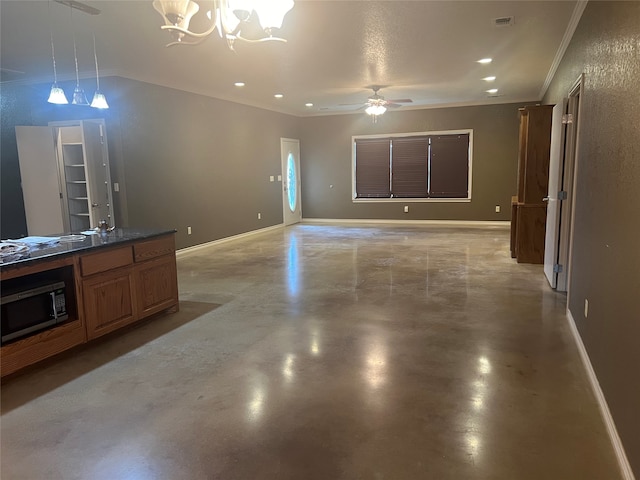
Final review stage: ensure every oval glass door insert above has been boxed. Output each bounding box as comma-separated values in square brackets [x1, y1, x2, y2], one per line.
[287, 153, 297, 212]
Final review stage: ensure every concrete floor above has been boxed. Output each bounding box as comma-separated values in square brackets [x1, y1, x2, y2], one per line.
[1, 224, 622, 479]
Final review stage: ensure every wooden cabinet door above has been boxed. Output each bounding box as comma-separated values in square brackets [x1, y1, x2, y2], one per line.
[134, 255, 178, 319]
[83, 267, 135, 340]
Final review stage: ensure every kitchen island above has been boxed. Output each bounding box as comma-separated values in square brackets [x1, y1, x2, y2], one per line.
[1, 229, 179, 377]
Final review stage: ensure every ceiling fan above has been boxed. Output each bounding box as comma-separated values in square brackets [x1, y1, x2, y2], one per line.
[342, 86, 413, 121]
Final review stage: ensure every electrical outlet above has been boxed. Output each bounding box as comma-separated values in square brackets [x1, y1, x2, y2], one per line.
[258, 213, 261, 220]
[404, 205, 409, 213]
[495, 205, 501, 213]
[584, 299, 589, 318]
[269, 176, 275, 182]
[187, 226, 192, 235]
[113, 182, 120, 192]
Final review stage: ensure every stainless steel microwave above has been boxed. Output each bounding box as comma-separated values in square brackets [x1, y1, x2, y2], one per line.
[1, 281, 68, 344]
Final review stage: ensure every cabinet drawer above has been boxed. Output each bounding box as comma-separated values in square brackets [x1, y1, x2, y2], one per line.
[134, 235, 175, 262]
[81, 246, 133, 277]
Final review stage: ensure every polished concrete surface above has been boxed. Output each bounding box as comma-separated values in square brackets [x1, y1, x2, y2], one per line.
[1, 224, 622, 479]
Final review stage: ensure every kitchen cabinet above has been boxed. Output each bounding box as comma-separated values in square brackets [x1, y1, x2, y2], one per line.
[15, 120, 114, 235]
[0, 230, 178, 377]
[81, 245, 137, 340]
[80, 236, 178, 341]
[511, 105, 553, 264]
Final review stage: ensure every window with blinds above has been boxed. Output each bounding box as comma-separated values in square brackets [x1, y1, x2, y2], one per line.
[353, 131, 471, 200]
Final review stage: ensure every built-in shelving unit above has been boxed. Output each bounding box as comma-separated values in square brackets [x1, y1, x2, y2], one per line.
[61, 142, 91, 232]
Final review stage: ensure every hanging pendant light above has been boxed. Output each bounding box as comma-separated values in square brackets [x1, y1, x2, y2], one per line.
[90, 34, 108, 109]
[70, 6, 89, 106]
[47, 1, 68, 104]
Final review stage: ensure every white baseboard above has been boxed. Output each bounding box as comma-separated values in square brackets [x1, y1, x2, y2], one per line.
[302, 218, 510, 228]
[176, 224, 284, 257]
[567, 310, 636, 480]
[176, 219, 509, 257]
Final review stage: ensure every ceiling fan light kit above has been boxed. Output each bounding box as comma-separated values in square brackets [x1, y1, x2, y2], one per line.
[153, 0, 295, 49]
[361, 87, 412, 122]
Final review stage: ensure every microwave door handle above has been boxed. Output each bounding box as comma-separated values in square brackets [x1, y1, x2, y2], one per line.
[50, 292, 58, 321]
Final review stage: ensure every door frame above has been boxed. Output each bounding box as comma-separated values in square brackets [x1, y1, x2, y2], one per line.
[562, 74, 584, 296]
[49, 119, 115, 229]
[281, 138, 302, 226]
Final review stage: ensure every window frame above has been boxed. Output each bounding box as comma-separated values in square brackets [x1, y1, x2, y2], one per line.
[351, 129, 473, 203]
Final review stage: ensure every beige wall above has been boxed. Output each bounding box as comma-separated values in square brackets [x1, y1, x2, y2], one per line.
[543, 1, 640, 474]
[298, 103, 527, 221]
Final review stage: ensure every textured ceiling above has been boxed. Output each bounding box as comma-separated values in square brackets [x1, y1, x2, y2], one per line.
[0, 1, 582, 116]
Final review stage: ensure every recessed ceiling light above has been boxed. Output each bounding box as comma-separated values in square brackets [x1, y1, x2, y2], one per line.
[274, 94, 284, 98]
[486, 88, 499, 94]
[234, 82, 245, 87]
[483, 76, 496, 82]
[305, 103, 313, 107]
[478, 58, 493, 64]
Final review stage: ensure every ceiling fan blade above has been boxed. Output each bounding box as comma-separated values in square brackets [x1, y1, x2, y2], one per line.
[387, 99, 413, 104]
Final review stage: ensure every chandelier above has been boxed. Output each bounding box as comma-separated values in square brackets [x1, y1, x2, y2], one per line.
[153, 0, 295, 48]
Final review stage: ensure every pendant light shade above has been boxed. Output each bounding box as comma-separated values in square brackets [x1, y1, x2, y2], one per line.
[90, 34, 108, 109]
[90, 91, 109, 109]
[48, 84, 69, 104]
[253, 0, 294, 32]
[70, 5, 89, 106]
[47, 2, 68, 105]
[72, 86, 89, 106]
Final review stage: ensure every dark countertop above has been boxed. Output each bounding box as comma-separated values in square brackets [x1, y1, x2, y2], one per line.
[0, 228, 177, 270]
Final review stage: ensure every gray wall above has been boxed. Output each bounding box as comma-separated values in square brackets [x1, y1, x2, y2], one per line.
[1, 77, 126, 239]
[543, 1, 639, 474]
[299, 103, 527, 221]
[113, 78, 301, 248]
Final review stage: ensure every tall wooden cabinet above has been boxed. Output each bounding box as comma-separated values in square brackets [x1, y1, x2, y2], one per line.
[510, 105, 553, 264]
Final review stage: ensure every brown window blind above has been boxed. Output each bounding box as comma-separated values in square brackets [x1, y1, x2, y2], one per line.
[391, 137, 429, 198]
[355, 139, 391, 198]
[429, 134, 469, 198]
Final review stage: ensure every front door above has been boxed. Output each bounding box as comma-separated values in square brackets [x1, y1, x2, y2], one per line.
[281, 138, 302, 226]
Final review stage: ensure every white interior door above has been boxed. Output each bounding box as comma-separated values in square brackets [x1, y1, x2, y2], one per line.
[15, 126, 65, 235]
[82, 121, 113, 227]
[281, 138, 302, 226]
[544, 102, 567, 288]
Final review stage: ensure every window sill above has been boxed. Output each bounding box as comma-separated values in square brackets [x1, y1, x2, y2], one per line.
[353, 198, 471, 204]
